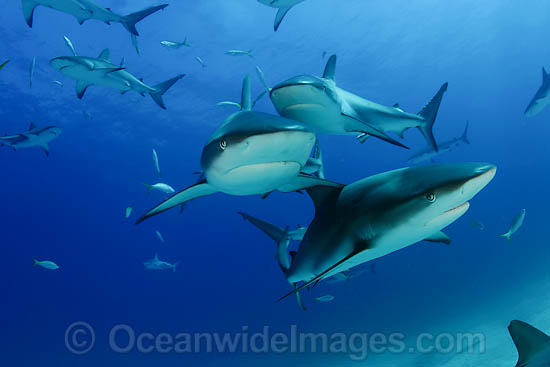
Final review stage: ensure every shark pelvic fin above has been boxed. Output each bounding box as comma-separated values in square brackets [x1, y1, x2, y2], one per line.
[417, 82, 448, 152]
[241, 74, 252, 111]
[274, 6, 293, 31]
[122, 4, 169, 36]
[75, 81, 91, 99]
[150, 74, 185, 110]
[136, 180, 217, 224]
[424, 231, 451, 245]
[322, 55, 337, 81]
[508, 320, 550, 367]
[22, 0, 38, 27]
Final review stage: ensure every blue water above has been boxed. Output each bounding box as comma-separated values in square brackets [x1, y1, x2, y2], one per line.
[2, 0, 550, 366]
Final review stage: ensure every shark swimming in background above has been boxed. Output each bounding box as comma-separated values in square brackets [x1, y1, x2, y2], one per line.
[525, 67, 550, 117]
[407, 121, 470, 164]
[264, 55, 448, 150]
[161, 39, 190, 50]
[136, 75, 343, 224]
[21, 0, 168, 36]
[0, 122, 61, 156]
[277, 162, 496, 304]
[257, 0, 306, 31]
[50, 48, 184, 109]
[500, 208, 526, 242]
[144, 253, 179, 272]
[508, 320, 550, 367]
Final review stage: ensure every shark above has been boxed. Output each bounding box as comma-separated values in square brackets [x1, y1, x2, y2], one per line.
[508, 320, 550, 367]
[50, 48, 184, 109]
[407, 121, 470, 164]
[276, 162, 496, 303]
[257, 0, 306, 31]
[144, 253, 179, 272]
[525, 67, 550, 117]
[136, 75, 343, 224]
[21, 0, 168, 36]
[266, 55, 448, 150]
[0, 122, 61, 156]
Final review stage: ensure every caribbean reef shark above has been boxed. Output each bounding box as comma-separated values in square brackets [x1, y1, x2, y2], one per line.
[136, 75, 342, 223]
[508, 320, 550, 367]
[277, 162, 496, 303]
[257, 0, 306, 31]
[407, 121, 470, 164]
[50, 48, 184, 109]
[21, 0, 168, 36]
[144, 253, 179, 272]
[525, 67, 550, 117]
[266, 55, 448, 150]
[0, 122, 61, 156]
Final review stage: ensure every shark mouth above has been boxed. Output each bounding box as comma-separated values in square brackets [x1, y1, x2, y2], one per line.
[427, 201, 470, 226]
[225, 161, 301, 175]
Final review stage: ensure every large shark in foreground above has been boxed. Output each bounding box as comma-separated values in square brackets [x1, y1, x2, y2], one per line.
[407, 121, 470, 164]
[257, 0, 306, 31]
[525, 67, 550, 117]
[22, 0, 168, 36]
[277, 162, 496, 302]
[0, 122, 61, 156]
[508, 320, 550, 367]
[136, 76, 342, 224]
[266, 55, 448, 150]
[50, 48, 184, 109]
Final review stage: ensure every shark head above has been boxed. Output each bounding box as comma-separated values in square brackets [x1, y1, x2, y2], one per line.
[49, 56, 97, 80]
[200, 111, 316, 195]
[286, 162, 497, 284]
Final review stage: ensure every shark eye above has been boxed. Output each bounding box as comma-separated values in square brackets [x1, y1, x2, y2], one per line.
[219, 139, 227, 150]
[426, 192, 436, 202]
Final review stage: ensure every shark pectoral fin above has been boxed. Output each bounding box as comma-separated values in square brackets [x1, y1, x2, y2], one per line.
[508, 320, 550, 367]
[75, 81, 91, 99]
[136, 181, 217, 224]
[293, 283, 307, 311]
[40, 143, 49, 157]
[150, 74, 185, 110]
[278, 174, 343, 193]
[322, 55, 337, 81]
[305, 185, 341, 209]
[22, 0, 38, 27]
[274, 6, 292, 31]
[417, 82, 449, 152]
[424, 231, 451, 245]
[237, 212, 286, 243]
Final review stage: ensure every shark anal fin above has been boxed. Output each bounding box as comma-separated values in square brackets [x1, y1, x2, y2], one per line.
[508, 320, 550, 367]
[22, 0, 38, 27]
[424, 231, 451, 245]
[274, 6, 292, 31]
[136, 181, 217, 224]
[76, 81, 91, 99]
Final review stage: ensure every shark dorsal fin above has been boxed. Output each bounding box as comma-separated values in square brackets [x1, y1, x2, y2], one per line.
[543, 67, 550, 83]
[322, 55, 337, 81]
[98, 48, 110, 62]
[306, 185, 341, 210]
[509, 320, 550, 367]
[120, 58, 126, 68]
[241, 74, 252, 111]
[28, 122, 36, 131]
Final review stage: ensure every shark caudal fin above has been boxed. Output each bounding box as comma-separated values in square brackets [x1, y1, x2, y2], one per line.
[150, 74, 185, 110]
[173, 261, 181, 273]
[499, 232, 512, 242]
[461, 121, 470, 144]
[508, 320, 550, 367]
[417, 82, 448, 152]
[33, 259, 39, 266]
[122, 4, 168, 36]
[274, 6, 294, 31]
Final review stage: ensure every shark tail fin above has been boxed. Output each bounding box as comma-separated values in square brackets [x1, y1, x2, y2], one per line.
[499, 232, 512, 242]
[141, 182, 153, 193]
[33, 259, 39, 266]
[508, 320, 550, 367]
[274, 6, 294, 31]
[461, 121, 470, 144]
[173, 261, 181, 273]
[417, 82, 448, 152]
[122, 4, 168, 36]
[150, 74, 185, 110]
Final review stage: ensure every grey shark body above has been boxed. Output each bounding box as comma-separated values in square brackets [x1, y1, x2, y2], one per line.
[268, 55, 448, 150]
[525, 67, 550, 117]
[22, 0, 168, 36]
[279, 162, 496, 301]
[137, 76, 342, 224]
[0, 122, 61, 156]
[144, 253, 179, 272]
[408, 121, 470, 164]
[508, 320, 550, 367]
[258, 0, 306, 31]
[50, 48, 184, 109]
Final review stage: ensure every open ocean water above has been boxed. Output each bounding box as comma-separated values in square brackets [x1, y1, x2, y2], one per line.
[1, 0, 550, 366]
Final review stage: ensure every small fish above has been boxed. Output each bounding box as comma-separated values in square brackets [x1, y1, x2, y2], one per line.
[152, 148, 161, 177]
[63, 35, 77, 56]
[225, 49, 253, 58]
[0, 60, 9, 70]
[195, 56, 206, 68]
[142, 182, 175, 194]
[29, 57, 36, 88]
[53, 80, 63, 87]
[125, 205, 133, 219]
[131, 34, 140, 56]
[315, 295, 335, 302]
[500, 209, 526, 242]
[472, 220, 485, 231]
[160, 39, 190, 50]
[83, 111, 93, 120]
[156, 230, 165, 244]
[33, 259, 59, 270]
